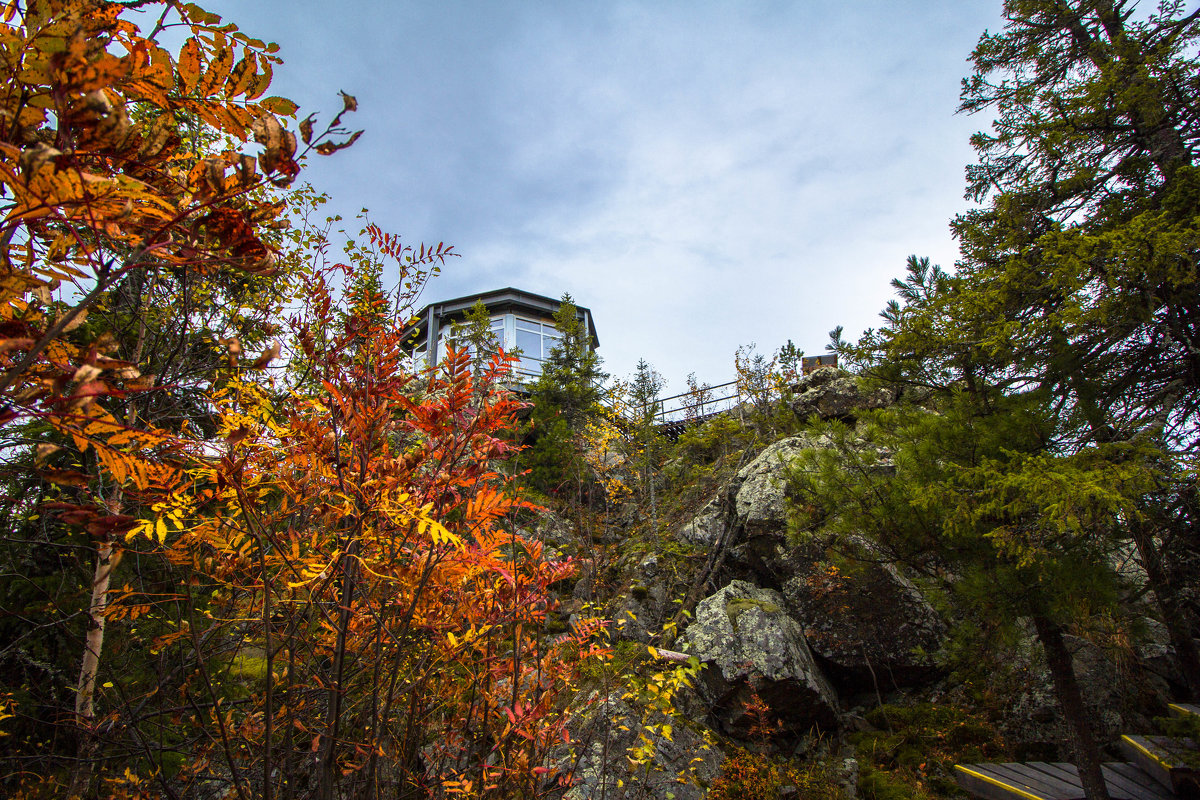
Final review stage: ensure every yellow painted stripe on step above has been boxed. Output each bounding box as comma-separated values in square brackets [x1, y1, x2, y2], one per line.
[1121, 734, 1173, 771]
[1168, 703, 1198, 717]
[954, 765, 1048, 800]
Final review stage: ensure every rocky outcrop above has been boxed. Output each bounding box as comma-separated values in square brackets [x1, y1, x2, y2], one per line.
[998, 630, 1169, 757]
[679, 580, 839, 736]
[782, 558, 945, 690]
[734, 434, 826, 536]
[555, 692, 723, 800]
[565, 364, 1183, 783]
[529, 508, 575, 558]
[614, 552, 675, 643]
[676, 494, 729, 547]
[788, 366, 895, 423]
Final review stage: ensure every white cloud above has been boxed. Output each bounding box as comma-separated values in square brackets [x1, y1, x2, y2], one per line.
[205, 0, 1003, 386]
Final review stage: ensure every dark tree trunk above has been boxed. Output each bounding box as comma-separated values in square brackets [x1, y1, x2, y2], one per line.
[1129, 520, 1200, 701]
[1031, 613, 1111, 800]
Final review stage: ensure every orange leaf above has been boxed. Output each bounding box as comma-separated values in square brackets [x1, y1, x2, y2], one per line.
[178, 38, 203, 94]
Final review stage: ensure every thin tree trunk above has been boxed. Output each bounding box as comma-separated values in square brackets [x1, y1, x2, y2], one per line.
[75, 540, 119, 720]
[317, 539, 359, 800]
[1065, 365, 1200, 701]
[1031, 613, 1111, 800]
[1129, 520, 1200, 700]
[68, 536, 121, 797]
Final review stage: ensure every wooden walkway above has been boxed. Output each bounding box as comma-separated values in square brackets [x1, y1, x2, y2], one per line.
[955, 761, 1175, 799]
[657, 407, 729, 439]
[956, 703, 1199, 800]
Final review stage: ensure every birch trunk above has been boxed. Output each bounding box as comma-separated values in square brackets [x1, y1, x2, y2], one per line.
[75, 539, 119, 720]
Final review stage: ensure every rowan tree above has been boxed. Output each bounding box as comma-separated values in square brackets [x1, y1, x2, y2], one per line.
[0, 2, 608, 798]
[0, 0, 355, 788]
[156, 254, 605, 799]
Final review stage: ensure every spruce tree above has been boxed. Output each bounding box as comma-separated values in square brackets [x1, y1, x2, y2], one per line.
[525, 294, 608, 495]
[628, 359, 666, 524]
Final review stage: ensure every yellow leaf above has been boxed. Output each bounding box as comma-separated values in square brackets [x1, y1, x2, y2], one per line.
[155, 517, 166, 542]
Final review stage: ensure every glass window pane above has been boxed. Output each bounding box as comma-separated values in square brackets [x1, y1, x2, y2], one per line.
[516, 327, 541, 357]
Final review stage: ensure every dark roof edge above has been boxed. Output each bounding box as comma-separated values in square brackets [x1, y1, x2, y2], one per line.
[405, 287, 599, 347]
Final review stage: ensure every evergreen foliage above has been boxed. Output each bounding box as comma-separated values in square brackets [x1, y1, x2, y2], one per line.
[524, 294, 608, 495]
[626, 359, 667, 523]
[816, 2, 1200, 796]
[454, 298, 502, 378]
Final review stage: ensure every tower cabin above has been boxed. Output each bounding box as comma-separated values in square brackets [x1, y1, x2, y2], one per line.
[401, 287, 599, 383]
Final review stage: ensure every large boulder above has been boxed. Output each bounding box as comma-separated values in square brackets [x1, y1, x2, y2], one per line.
[675, 493, 730, 547]
[725, 435, 831, 583]
[678, 580, 839, 737]
[735, 434, 828, 537]
[788, 367, 895, 422]
[782, 557, 945, 690]
[613, 552, 675, 643]
[553, 692, 723, 800]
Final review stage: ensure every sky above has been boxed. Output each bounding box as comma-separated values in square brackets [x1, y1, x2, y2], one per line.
[194, 1, 1007, 392]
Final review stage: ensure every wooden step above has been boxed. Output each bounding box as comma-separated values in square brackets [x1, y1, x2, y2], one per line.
[1169, 703, 1200, 721]
[1119, 734, 1198, 795]
[954, 761, 1176, 800]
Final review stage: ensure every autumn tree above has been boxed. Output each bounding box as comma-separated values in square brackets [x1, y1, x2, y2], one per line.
[0, 1, 485, 795]
[0, 4, 611, 797]
[155, 250, 606, 799]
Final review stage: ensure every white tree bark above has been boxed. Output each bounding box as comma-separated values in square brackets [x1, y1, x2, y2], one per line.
[75, 539, 119, 719]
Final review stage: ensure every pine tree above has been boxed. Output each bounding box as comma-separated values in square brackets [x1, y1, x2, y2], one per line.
[823, 4, 1200, 795]
[525, 294, 607, 496]
[792, 391, 1148, 800]
[839, 0, 1200, 706]
[453, 299, 502, 379]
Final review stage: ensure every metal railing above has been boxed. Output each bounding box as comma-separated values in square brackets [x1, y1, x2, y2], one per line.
[651, 380, 742, 426]
[648, 355, 836, 429]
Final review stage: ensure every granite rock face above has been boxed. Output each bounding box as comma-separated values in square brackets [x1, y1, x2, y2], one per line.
[788, 366, 895, 423]
[613, 552, 675, 643]
[782, 558, 946, 689]
[734, 434, 827, 536]
[556, 692, 723, 800]
[679, 580, 839, 736]
[676, 494, 729, 547]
